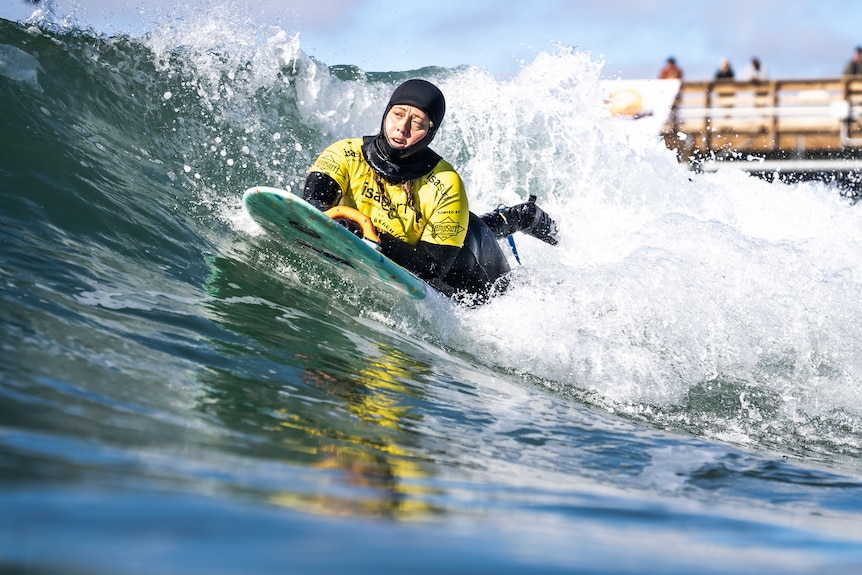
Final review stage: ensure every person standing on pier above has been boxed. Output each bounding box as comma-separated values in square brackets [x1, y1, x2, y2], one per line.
[844, 46, 862, 76]
[742, 57, 768, 82]
[715, 58, 735, 80]
[658, 57, 683, 79]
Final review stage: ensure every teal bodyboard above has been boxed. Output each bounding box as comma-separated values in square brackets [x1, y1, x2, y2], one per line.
[242, 186, 428, 300]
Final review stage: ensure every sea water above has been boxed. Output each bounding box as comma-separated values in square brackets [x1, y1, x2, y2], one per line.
[1, 8, 862, 575]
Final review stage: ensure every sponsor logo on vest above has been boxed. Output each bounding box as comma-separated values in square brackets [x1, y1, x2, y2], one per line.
[431, 216, 464, 241]
[313, 150, 345, 178]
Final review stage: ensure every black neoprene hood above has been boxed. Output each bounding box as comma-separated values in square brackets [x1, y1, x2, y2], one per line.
[384, 79, 446, 138]
[362, 78, 446, 180]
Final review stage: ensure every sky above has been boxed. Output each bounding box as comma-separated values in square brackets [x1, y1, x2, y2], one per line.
[3, 0, 862, 80]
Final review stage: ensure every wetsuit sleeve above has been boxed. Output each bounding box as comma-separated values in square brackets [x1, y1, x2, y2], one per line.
[302, 172, 341, 210]
[378, 233, 459, 294]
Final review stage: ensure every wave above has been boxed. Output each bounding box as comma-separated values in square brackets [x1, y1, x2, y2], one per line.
[3, 12, 862, 467]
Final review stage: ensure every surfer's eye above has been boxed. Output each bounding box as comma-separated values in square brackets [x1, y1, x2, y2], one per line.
[389, 106, 429, 132]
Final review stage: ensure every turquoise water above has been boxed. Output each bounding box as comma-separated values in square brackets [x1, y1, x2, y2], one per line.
[2, 12, 862, 574]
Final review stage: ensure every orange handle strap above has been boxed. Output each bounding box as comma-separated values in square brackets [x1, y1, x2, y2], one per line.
[324, 206, 381, 244]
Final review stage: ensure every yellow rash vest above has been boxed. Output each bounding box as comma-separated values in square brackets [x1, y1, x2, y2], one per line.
[308, 138, 469, 248]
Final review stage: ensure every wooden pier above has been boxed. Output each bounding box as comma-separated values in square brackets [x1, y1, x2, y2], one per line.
[660, 78, 862, 181]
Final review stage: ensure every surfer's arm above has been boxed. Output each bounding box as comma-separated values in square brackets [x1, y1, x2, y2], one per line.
[377, 233, 458, 295]
[302, 172, 341, 210]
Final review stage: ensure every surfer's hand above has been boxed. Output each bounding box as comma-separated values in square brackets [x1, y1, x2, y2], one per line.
[519, 196, 559, 245]
[333, 216, 365, 237]
[324, 206, 380, 243]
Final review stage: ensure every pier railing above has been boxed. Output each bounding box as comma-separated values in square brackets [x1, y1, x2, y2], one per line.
[661, 77, 862, 171]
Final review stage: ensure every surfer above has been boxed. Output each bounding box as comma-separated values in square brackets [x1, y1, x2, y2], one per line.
[302, 78, 558, 302]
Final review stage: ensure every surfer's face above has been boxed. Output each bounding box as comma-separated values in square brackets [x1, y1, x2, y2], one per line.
[384, 105, 431, 149]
